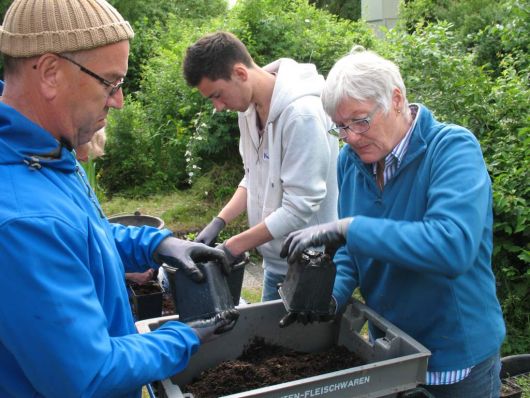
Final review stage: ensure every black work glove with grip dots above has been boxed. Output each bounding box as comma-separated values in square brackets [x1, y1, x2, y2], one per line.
[154, 236, 230, 282]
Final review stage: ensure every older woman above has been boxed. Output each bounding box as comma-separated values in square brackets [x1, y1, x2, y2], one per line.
[281, 47, 505, 398]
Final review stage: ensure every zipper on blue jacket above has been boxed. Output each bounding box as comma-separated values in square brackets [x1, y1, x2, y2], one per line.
[75, 165, 105, 218]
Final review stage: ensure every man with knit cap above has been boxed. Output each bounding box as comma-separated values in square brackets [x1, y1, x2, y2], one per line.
[0, 1, 237, 397]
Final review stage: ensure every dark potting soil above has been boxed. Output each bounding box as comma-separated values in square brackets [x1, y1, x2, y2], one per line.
[183, 337, 365, 398]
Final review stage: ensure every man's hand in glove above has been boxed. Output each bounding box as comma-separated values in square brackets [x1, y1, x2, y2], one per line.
[215, 242, 246, 269]
[188, 309, 240, 343]
[154, 237, 229, 282]
[195, 216, 226, 246]
[280, 218, 353, 264]
[279, 298, 337, 328]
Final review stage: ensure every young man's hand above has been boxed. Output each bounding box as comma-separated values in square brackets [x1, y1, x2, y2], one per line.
[194, 216, 226, 246]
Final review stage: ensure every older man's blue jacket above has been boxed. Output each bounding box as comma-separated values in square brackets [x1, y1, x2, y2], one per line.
[0, 101, 199, 397]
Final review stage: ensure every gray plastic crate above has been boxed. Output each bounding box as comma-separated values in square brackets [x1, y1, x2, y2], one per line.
[136, 299, 430, 398]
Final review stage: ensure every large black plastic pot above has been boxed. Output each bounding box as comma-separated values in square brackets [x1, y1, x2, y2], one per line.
[500, 354, 530, 398]
[226, 254, 249, 306]
[501, 354, 530, 378]
[108, 211, 165, 229]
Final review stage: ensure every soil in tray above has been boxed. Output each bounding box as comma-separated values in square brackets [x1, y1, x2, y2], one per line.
[183, 337, 365, 398]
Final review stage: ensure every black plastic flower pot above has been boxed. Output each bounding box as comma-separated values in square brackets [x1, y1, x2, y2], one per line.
[163, 260, 234, 323]
[501, 354, 530, 378]
[226, 254, 249, 306]
[129, 281, 164, 321]
[500, 354, 530, 398]
[279, 249, 336, 315]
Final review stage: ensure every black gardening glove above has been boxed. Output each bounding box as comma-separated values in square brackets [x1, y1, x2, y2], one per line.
[215, 242, 246, 270]
[187, 309, 240, 343]
[280, 218, 353, 264]
[154, 237, 230, 282]
[195, 216, 226, 246]
[279, 298, 338, 328]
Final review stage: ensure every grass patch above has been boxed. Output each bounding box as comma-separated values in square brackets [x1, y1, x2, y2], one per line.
[101, 163, 248, 236]
[241, 287, 262, 305]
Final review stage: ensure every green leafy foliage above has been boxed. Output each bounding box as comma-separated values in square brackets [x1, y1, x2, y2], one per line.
[308, 0, 361, 21]
[98, 101, 158, 196]
[398, 0, 529, 77]
[109, 0, 228, 94]
[229, 0, 374, 75]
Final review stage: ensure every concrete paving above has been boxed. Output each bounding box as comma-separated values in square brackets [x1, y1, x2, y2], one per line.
[242, 260, 263, 290]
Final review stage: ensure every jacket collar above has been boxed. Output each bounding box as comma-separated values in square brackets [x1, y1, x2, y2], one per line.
[0, 102, 77, 173]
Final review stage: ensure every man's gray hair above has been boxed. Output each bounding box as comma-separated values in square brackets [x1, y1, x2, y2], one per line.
[321, 46, 408, 117]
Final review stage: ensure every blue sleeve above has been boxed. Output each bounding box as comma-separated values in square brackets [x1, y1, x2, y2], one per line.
[0, 217, 199, 397]
[111, 223, 172, 272]
[346, 127, 491, 278]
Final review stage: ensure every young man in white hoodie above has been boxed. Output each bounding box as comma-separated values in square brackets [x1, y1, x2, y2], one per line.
[183, 31, 339, 300]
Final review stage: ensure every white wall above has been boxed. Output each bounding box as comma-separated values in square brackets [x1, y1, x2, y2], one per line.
[361, 0, 400, 37]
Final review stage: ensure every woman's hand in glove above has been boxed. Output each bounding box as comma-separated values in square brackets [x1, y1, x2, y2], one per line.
[280, 218, 353, 264]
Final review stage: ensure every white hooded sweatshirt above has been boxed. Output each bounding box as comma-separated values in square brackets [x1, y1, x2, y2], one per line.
[238, 58, 339, 275]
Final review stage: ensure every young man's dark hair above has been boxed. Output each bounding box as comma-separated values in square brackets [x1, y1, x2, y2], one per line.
[183, 31, 253, 87]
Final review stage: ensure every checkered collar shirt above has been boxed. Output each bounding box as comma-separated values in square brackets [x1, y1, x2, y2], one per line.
[372, 104, 419, 186]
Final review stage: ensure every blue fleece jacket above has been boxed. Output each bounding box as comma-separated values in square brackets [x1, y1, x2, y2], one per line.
[333, 105, 505, 372]
[0, 102, 199, 397]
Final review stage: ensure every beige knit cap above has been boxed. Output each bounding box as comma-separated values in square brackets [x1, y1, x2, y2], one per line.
[0, 0, 134, 57]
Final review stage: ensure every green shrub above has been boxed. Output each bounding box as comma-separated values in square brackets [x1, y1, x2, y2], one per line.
[397, 0, 529, 78]
[229, 0, 375, 75]
[111, 0, 228, 94]
[99, 101, 158, 196]
[381, 22, 492, 138]
[309, 0, 361, 21]
[482, 61, 530, 354]
[473, 0, 529, 76]
[109, 0, 227, 26]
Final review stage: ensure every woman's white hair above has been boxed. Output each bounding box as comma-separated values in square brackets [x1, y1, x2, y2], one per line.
[321, 46, 408, 117]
